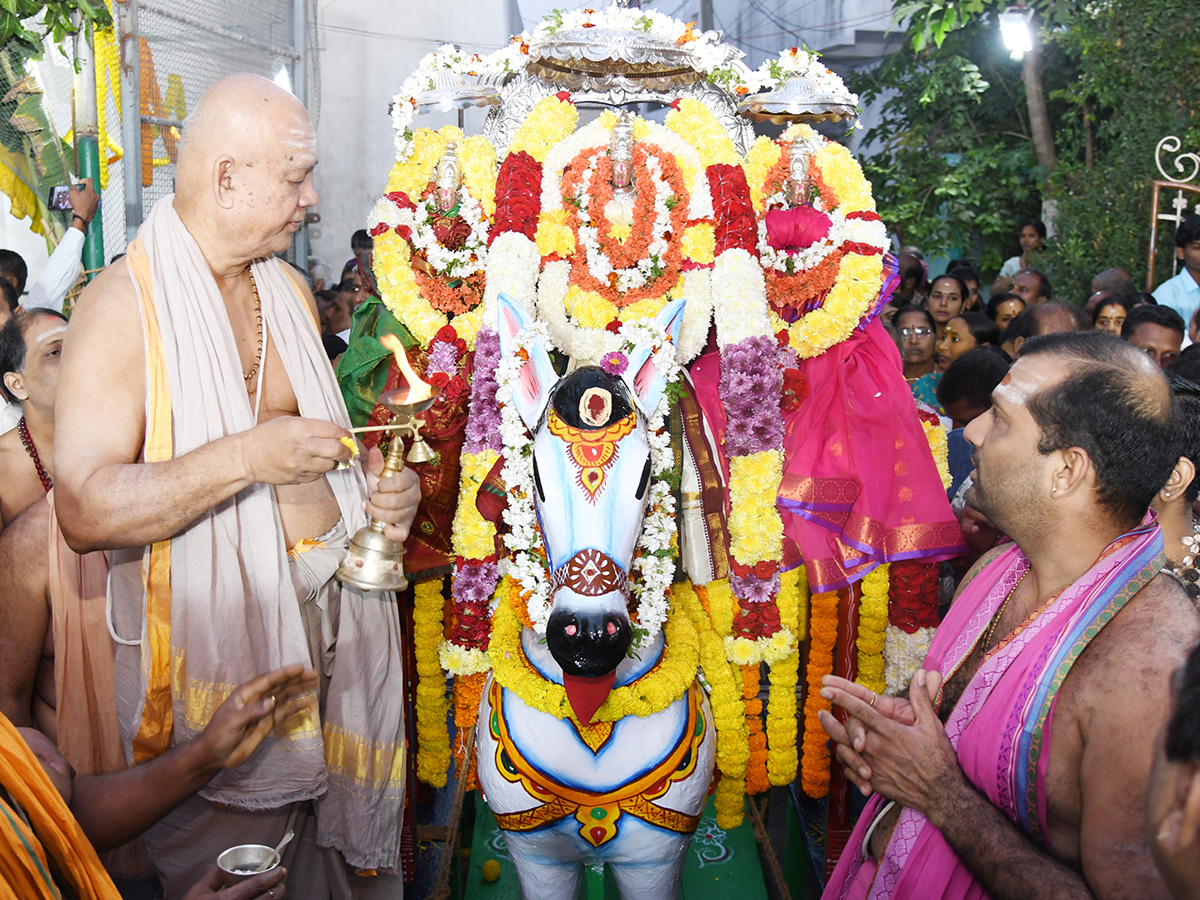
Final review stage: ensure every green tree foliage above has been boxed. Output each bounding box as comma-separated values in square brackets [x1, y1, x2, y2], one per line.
[856, 0, 1200, 300]
[848, 19, 1053, 275]
[0, 0, 112, 56]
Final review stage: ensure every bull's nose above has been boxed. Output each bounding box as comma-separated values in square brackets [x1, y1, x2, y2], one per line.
[546, 609, 631, 677]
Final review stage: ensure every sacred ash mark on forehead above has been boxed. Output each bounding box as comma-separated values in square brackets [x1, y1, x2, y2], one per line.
[993, 365, 1050, 408]
[34, 325, 66, 345]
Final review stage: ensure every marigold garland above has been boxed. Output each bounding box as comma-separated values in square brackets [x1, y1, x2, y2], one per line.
[767, 566, 806, 785]
[800, 589, 839, 798]
[742, 664, 769, 795]
[453, 672, 487, 790]
[489, 579, 699, 722]
[922, 417, 952, 491]
[856, 564, 889, 697]
[415, 578, 451, 787]
[680, 582, 749, 829]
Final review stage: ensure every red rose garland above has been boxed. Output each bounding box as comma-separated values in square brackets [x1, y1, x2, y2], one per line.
[492, 151, 542, 243]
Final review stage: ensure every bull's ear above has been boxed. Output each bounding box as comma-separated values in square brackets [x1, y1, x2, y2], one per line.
[497, 292, 557, 430]
[621, 297, 686, 418]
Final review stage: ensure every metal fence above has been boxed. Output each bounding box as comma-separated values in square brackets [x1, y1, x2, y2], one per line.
[101, 0, 317, 263]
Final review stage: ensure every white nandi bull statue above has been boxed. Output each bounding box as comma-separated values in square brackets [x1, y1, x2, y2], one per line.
[476, 295, 716, 900]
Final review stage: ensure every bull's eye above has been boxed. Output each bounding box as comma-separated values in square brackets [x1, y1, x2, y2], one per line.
[533, 456, 546, 502]
[635, 456, 651, 500]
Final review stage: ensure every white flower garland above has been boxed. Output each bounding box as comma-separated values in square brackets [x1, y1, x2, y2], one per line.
[484, 231, 541, 321]
[883, 624, 936, 696]
[710, 248, 772, 349]
[370, 189, 490, 280]
[495, 320, 680, 642]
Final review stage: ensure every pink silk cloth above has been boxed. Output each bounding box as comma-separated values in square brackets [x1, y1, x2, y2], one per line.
[690, 319, 965, 592]
[823, 519, 1164, 899]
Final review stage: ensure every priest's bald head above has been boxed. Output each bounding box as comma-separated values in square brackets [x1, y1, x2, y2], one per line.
[174, 74, 317, 267]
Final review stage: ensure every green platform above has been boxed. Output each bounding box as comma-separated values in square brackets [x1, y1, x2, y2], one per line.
[461, 796, 770, 900]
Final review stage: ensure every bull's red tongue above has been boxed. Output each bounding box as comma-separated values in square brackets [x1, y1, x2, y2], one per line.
[562, 672, 615, 725]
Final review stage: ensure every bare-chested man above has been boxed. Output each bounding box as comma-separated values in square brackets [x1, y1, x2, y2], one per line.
[53, 74, 420, 898]
[0, 309, 66, 526]
[819, 331, 1200, 900]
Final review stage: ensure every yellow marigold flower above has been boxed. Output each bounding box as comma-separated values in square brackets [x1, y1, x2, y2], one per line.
[452, 450, 500, 558]
[681, 223, 716, 264]
[509, 96, 579, 162]
[745, 137, 782, 212]
[816, 142, 873, 210]
[665, 98, 740, 167]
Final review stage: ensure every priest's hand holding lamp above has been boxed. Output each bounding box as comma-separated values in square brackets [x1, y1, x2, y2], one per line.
[335, 333, 437, 592]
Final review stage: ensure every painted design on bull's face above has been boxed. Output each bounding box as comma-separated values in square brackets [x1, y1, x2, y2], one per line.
[547, 406, 637, 502]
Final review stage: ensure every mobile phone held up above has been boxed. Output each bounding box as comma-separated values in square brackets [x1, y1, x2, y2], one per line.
[48, 184, 75, 211]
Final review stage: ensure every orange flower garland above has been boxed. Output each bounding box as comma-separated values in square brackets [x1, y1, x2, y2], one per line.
[800, 589, 840, 798]
[453, 672, 486, 790]
[742, 664, 769, 795]
[415, 578, 450, 787]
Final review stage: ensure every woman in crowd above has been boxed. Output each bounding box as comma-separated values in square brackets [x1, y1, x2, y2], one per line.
[925, 273, 967, 338]
[1093, 295, 1134, 336]
[986, 291, 1025, 331]
[894, 304, 941, 409]
[936, 311, 1000, 372]
[947, 264, 982, 312]
[998, 217, 1046, 279]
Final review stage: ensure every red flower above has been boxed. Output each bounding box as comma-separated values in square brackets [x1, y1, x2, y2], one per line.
[781, 367, 808, 412]
[436, 324, 459, 344]
[776, 329, 790, 347]
[433, 214, 472, 249]
[369, 222, 390, 237]
[669, 98, 682, 110]
[765, 206, 832, 252]
[888, 559, 940, 632]
[605, 318, 623, 334]
[708, 164, 757, 255]
[386, 190, 415, 210]
[492, 151, 542, 244]
[754, 559, 778, 579]
[555, 91, 573, 103]
[429, 372, 451, 389]
[395, 224, 412, 241]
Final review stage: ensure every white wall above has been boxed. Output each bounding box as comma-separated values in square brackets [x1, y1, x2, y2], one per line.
[308, 0, 517, 272]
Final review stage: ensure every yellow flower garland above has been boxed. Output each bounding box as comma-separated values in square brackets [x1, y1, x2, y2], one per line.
[375, 127, 496, 349]
[751, 124, 887, 360]
[664, 98, 742, 169]
[451, 450, 501, 560]
[767, 566, 806, 785]
[727, 451, 785, 565]
[415, 578, 450, 787]
[508, 95, 579, 162]
[564, 284, 673, 329]
[679, 582, 749, 829]
[489, 580, 699, 722]
[856, 565, 889, 697]
[922, 418, 952, 491]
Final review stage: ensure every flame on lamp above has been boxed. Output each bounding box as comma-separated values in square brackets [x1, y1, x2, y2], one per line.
[380, 333, 434, 402]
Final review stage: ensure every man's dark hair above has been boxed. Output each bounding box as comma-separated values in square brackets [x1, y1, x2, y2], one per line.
[0, 249, 27, 297]
[0, 308, 67, 404]
[1090, 294, 1134, 326]
[986, 291, 1023, 323]
[1166, 372, 1200, 504]
[1020, 217, 1047, 241]
[946, 264, 979, 285]
[955, 311, 1000, 347]
[1020, 331, 1177, 527]
[936, 346, 1010, 412]
[1131, 291, 1157, 306]
[1166, 640, 1200, 762]
[1001, 301, 1082, 348]
[1175, 216, 1200, 249]
[1121, 303, 1185, 340]
[1168, 344, 1200, 387]
[0, 278, 17, 313]
[351, 229, 373, 254]
[1019, 267, 1052, 300]
[1092, 267, 1135, 295]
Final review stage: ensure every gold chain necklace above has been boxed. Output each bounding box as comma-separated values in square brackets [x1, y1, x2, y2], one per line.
[243, 271, 264, 387]
[982, 568, 1028, 650]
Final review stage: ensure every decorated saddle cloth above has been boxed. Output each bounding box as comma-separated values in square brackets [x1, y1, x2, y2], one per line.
[0, 711, 121, 900]
[107, 196, 406, 872]
[823, 517, 1164, 900]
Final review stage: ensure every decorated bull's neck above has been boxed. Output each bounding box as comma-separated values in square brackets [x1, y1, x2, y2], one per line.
[496, 318, 680, 644]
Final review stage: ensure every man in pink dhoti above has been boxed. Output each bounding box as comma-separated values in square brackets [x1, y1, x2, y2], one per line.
[819, 331, 1200, 900]
[53, 74, 420, 899]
